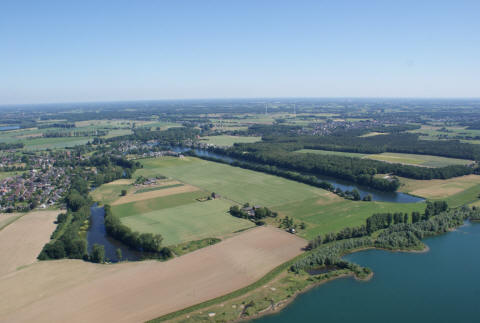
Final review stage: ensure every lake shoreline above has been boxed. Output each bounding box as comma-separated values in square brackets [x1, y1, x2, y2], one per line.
[241, 244, 429, 322]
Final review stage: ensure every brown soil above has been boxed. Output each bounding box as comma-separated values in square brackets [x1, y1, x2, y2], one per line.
[0, 226, 306, 323]
[0, 210, 58, 278]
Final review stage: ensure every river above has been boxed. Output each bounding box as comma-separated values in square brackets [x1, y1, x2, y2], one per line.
[87, 204, 142, 261]
[254, 221, 480, 323]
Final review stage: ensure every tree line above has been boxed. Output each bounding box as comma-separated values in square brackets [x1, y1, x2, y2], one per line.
[293, 206, 478, 275]
[104, 204, 172, 259]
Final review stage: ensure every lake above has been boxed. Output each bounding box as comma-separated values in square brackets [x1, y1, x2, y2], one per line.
[254, 221, 480, 323]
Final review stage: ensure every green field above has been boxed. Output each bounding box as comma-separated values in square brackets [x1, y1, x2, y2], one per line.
[272, 198, 425, 240]
[22, 137, 90, 150]
[409, 125, 480, 144]
[199, 135, 261, 147]
[136, 157, 425, 239]
[91, 182, 133, 205]
[114, 192, 254, 245]
[366, 152, 473, 167]
[137, 157, 331, 207]
[296, 149, 472, 167]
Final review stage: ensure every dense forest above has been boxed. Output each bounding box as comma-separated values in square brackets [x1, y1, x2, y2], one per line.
[244, 125, 480, 160]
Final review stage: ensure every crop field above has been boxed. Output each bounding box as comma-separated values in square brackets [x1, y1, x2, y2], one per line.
[0, 213, 23, 231]
[199, 135, 261, 147]
[0, 226, 305, 323]
[111, 183, 199, 206]
[398, 175, 480, 207]
[0, 210, 58, 277]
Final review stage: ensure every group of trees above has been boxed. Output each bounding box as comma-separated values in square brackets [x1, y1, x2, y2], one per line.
[104, 205, 171, 259]
[220, 145, 473, 191]
[229, 204, 278, 225]
[307, 201, 449, 249]
[38, 176, 92, 261]
[0, 142, 24, 150]
[43, 130, 108, 138]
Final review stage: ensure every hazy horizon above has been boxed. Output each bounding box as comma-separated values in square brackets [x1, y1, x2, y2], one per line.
[1, 0, 479, 105]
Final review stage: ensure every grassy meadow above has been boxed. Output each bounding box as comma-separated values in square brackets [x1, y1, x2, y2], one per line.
[136, 156, 426, 239]
[296, 149, 472, 167]
[119, 198, 254, 245]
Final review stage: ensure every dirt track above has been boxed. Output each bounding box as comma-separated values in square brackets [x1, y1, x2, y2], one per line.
[0, 226, 305, 323]
[0, 210, 58, 277]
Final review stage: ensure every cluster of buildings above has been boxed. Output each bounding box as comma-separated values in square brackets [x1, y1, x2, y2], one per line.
[0, 165, 70, 212]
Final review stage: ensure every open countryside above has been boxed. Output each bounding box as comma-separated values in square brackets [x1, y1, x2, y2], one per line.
[2, 1, 480, 322]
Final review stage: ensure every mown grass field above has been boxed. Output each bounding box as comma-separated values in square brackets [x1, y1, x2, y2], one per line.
[136, 157, 426, 239]
[23, 137, 90, 150]
[271, 198, 425, 240]
[119, 198, 254, 245]
[137, 157, 332, 207]
[296, 149, 472, 167]
[366, 152, 473, 167]
[199, 135, 261, 147]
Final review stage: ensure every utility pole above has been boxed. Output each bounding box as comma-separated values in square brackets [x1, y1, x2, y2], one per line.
[265, 103, 268, 115]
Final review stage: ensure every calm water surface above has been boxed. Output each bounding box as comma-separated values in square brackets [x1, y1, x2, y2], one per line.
[87, 204, 142, 261]
[254, 222, 480, 323]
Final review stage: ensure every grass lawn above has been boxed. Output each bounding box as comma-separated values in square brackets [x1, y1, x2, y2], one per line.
[119, 198, 254, 245]
[199, 135, 261, 147]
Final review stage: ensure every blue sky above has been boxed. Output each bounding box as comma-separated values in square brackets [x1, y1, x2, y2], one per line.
[0, 0, 479, 104]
